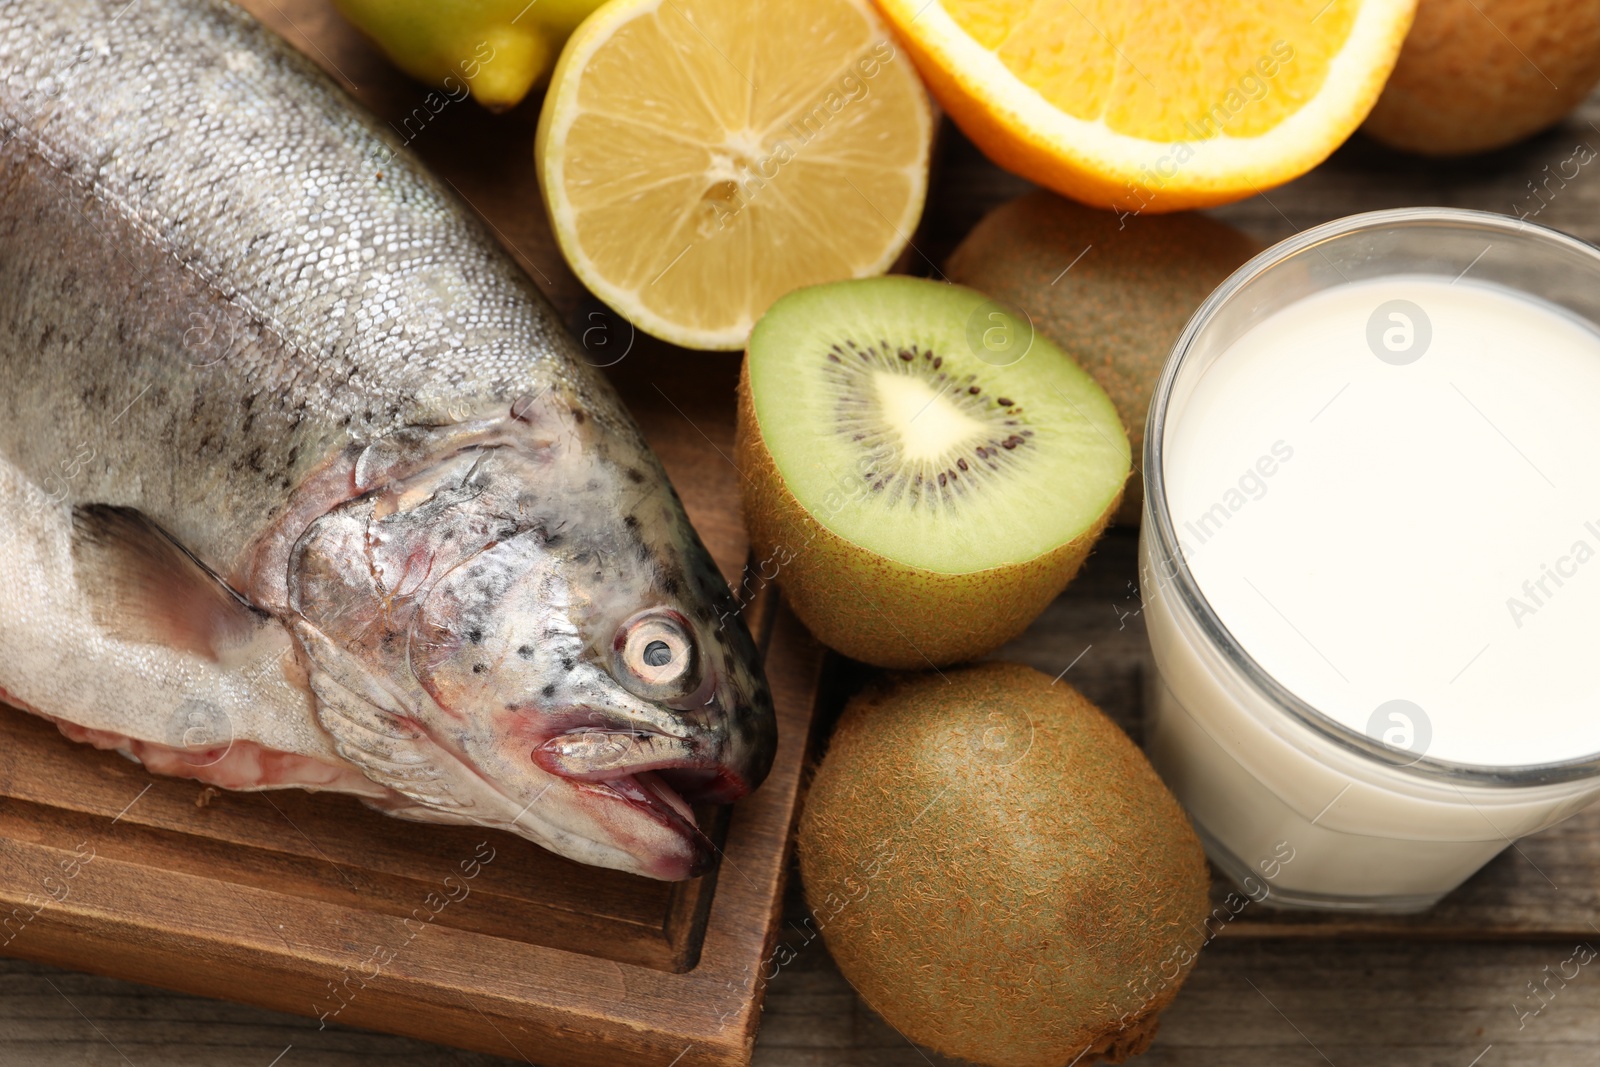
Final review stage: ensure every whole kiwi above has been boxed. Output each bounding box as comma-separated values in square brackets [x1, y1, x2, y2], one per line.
[1363, 0, 1600, 156]
[799, 663, 1210, 1067]
[947, 191, 1263, 523]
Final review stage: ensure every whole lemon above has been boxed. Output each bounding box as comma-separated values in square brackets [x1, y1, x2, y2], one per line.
[334, 0, 607, 111]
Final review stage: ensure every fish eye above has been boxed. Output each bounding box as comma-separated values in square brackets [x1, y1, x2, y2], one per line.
[615, 611, 697, 699]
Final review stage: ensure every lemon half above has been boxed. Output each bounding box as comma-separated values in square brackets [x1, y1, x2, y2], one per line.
[537, 0, 934, 350]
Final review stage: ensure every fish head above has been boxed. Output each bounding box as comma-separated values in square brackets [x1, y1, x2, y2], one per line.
[289, 395, 777, 880]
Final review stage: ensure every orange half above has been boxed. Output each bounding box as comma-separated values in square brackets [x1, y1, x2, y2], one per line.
[875, 0, 1417, 211]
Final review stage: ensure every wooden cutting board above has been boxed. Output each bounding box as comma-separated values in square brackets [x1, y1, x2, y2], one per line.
[0, 5, 827, 1065]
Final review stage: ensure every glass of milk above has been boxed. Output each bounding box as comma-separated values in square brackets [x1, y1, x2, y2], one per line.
[1141, 207, 1600, 911]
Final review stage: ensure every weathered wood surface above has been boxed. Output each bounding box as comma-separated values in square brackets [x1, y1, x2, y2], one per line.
[5, 0, 1600, 1064]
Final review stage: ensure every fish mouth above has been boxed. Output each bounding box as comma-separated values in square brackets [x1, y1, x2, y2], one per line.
[533, 729, 752, 801]
[533, 730, 748, 878]
[591, 771, 716, 877]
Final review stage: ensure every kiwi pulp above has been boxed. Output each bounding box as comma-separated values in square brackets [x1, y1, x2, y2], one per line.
[737, 276, 1129, 667]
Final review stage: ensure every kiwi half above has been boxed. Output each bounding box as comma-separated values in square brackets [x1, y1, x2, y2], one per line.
[736, 276, 1129, 668]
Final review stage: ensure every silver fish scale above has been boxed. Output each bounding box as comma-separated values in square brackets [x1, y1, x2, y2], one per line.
[0, 0, 632, 563]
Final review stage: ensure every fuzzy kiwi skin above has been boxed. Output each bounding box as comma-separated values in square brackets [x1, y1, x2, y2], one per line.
[1362, 0, 1600, 156]
[798, 663, 1210, 1067]
[736, 363, 1120, 669]
[947, 191, 1263, 524]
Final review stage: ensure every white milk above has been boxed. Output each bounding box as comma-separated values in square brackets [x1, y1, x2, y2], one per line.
[1142, 272, 1600, 909]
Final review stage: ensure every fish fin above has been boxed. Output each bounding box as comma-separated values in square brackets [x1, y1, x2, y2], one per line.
[292, 620, 473, 812]
[71, 504, 271, 662]
[356, 794, 488, 827]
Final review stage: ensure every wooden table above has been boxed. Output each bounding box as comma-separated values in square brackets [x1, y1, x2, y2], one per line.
[7, 4, 1600, 1065]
